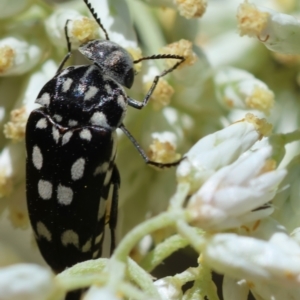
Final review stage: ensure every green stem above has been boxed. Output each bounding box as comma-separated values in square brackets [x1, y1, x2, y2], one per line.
[198, 264, 220, 300]
[120, 281, 156, 299]
[174, 267, 200, 284]
[176, 220, 205, 252]
[169, 182, 190, 210]
[273, 130, 300, 145]
[113, 210, 186, 261]
[57, 274, 107, 291]
[127, 258, 161, 299]
[140, 234, 189, 272]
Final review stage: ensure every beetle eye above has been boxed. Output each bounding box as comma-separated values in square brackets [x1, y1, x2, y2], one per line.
[124, 68, 134, 89]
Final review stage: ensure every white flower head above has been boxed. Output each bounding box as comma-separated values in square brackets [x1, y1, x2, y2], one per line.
[0, 38, 41, 76]
[214, 67, 274, 114]
[203, 232, 300, 288]
[177, 114, 272, 193]
[237, 1, 300, 54]
[45, 9, 99, 50]
[148, 131, 181, 164]
[187, 146, 286, 231]
[0, 264, 58, 300]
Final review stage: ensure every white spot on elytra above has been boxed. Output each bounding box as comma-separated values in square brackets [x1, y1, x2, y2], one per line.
[62, 78, 73, 92]
[53, 114, 62, 122]
[38, 180, 52, 200]
[82, 238, 92, 252]
[36, 93, 50, 106]
[84, 86, 98, 101]
[95, 233, 103, 244]
[68, 120, 78, 127]
[92, 249, 99, 258]
[57, 184, 73, 205]
[61, 230, 79, 248]
[105, 84, 112, 93]
[36, 118, 47, 129]
[117, 95, 126, 109]
[98, 197, 106, 220]
[90, 111, 109, 127]
[62, 131, 73, 145]
[32, 145, 43, 170]
[71, 158, 85, 180]
[60, 68, 71, 77]
[79, 129, 92, 141]
[93, 162, 109, 176]
[103, 168, 113, 186]
[36, 222, 51, 241]
[52, 126, 60, 143]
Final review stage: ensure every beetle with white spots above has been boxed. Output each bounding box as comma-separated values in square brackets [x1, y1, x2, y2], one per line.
[25, 0, 185, 291]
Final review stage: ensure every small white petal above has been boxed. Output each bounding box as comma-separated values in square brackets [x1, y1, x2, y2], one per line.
[203, 233, 300, 287]
[237, 3, 300, 54]
[83, 286, 120, 300]
[154, 277, 183, 300]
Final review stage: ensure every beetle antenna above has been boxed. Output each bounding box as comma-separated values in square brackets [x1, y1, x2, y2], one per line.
[134, 54, 185, 76]
[83, 0, 110, 40]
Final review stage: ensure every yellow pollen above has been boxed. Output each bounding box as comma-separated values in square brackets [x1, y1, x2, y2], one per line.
[245, 85, 274, 114]
[0, 45, 15, 74]
[144, 78, 174, 110]
[148, 138, 180, 164]
[260, 159, 277, 174]
[175, 0, 207, 19]
[127, 47, 142, 73]
[4, 106, 28, 142]
[244, 113, 273, 138]
[161, 39, 197, 69]
[71, 17, 99, 45]
[237, 1, 269, 37]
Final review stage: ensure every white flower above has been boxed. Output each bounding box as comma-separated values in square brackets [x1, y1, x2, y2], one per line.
[214, 67, 274, 114]
[0, 38, 41, 76]
[148, 131, 180, 164]
[177, 114, 272, 193]
[0, 264, 58, 300]
[187, 146, 286, 230]
[45, 9, 99, 50]
[203, 232, 300, 287]
[237, 1, 300, 54]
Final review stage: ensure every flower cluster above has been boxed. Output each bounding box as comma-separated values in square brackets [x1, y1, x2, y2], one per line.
[0, 0, 300, 299]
